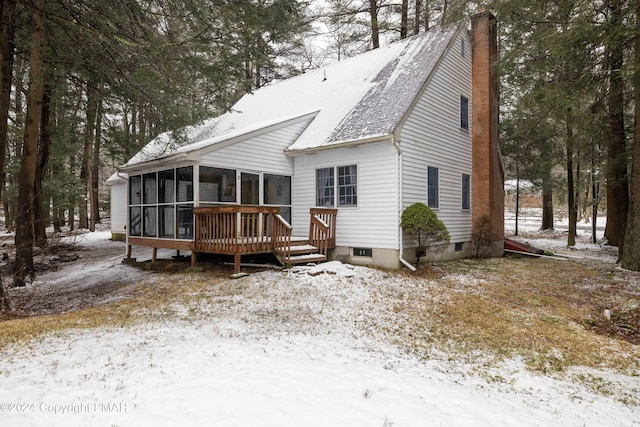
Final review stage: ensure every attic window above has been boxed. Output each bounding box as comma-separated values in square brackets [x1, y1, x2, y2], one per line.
[461, 39, 466, 57]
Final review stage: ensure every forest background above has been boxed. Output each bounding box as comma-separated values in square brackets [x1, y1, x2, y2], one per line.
[2, 0, 640, 291]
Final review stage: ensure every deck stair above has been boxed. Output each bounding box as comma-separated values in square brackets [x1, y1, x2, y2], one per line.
[272, 208, 337, 268]
[274, 241, 327, 266]
[190, 206, 337, 272]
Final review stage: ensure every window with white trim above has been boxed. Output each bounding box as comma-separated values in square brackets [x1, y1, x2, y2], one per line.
[338, 165, 357, 206]
[316, 168, 334, 207]
[460, 95, 469, 131]
[427, 166, 439, 209]
[462, 173, 471, 210]
[316, 165, 357, 207]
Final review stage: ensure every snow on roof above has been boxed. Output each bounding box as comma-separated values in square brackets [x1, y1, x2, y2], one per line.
[106, 171, 128, 184]
[123, 23, 462, 168]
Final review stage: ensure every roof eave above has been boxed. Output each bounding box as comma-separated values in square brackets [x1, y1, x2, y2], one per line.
[285, 134, 394, 156]
[119, 152, 192, 174]
[120, 111, 320, 172]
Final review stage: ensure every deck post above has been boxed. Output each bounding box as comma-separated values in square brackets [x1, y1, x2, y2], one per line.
[234, 252, 241, 273]
[126, 244, 132, 259]
[152, 247, 157, 262]
[191, 250, 197, 268]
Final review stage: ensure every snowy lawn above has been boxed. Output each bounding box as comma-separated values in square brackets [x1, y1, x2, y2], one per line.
[0, 225, 639, 426]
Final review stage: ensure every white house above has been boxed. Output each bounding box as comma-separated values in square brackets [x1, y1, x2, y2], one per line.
[109, 11, 504, 271]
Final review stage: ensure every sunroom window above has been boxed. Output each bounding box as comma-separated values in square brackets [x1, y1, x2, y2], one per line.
[199, 167, 236, 203]
[129, 166, 194, 240]
[264, 174, 292, 223]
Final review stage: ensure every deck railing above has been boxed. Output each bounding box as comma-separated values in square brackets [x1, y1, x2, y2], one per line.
[193, 205, 338, 272]
[310, 208, 337, 249]
[273, 214, 293, 263]
[193, 205, 280, 257]
[309, 215, 329, 257]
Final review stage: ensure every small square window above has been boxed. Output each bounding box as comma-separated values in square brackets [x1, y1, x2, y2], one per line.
[353, 247, 372, 257]
[455, 242, 464, 252]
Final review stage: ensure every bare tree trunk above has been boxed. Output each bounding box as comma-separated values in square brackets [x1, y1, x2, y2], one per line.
[0, 0, 11, 309]
[515, 172, 520, 236]
[91, 90, 103, 227]
[566, 108, 577, 247]
[67, 154, 75, 231]
[79, 81, 99, 230]
[131, 102, 137, 150]
[14, 0, 46, 287]
[369, 0, 380, 49]
[604, 0, 629, 259]
[414, 0, 421, 35]
[52, 190, 62, 233]
[591, 144, 599, 244]
[621, 2, 640, 271]
[33, 78, 52, 248]
[575, 154, 582, 223]
[424, 0, 430, 31]
[440, 0, 448, 26]
[400, 0, 408, 39]
[541, 176, 554, 230]
[4, 54, 26, 232]
[138, 100, 146, 147]
[0, 0, 16, 207]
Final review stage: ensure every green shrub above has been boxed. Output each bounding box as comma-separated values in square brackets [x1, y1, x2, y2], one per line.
[401, 203, 450, 265]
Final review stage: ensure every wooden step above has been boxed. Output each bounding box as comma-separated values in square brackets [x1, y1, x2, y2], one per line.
[290, 236, 310, 246]
[274, 244, 318, 256]
[288, 253, 327, 264]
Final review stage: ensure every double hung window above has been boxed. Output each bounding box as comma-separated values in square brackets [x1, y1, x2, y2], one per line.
[316, 165, 357, 207]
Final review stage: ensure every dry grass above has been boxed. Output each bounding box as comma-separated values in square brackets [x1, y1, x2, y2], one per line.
[383, 256, 640, 374]
[1, 255, 639, 381]
[0, 269, 237, 348]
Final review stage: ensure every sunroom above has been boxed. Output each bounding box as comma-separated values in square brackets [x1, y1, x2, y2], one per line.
[123, 163, 335, 272]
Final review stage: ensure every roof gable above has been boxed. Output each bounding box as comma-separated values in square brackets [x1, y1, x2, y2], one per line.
[321, 24, 461, 148]
[123, 23, 462, 167]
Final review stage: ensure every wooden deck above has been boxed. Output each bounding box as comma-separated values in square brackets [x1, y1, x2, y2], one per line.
[126, 206, 337, 272]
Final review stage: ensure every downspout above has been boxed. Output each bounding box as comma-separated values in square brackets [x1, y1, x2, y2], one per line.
[393, 136, 417, 271]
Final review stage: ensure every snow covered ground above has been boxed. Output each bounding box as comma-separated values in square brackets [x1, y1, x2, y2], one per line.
[0, 220, 639, 426]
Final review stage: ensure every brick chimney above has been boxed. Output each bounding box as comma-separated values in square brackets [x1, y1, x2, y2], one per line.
[471, 11, 504, 254]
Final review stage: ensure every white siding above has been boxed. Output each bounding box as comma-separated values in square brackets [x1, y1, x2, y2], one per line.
[200, 119, 312, 174]
[292, 141, 399, 249]
[400, 31, 473, 242]
[109, 181, 127, 234]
